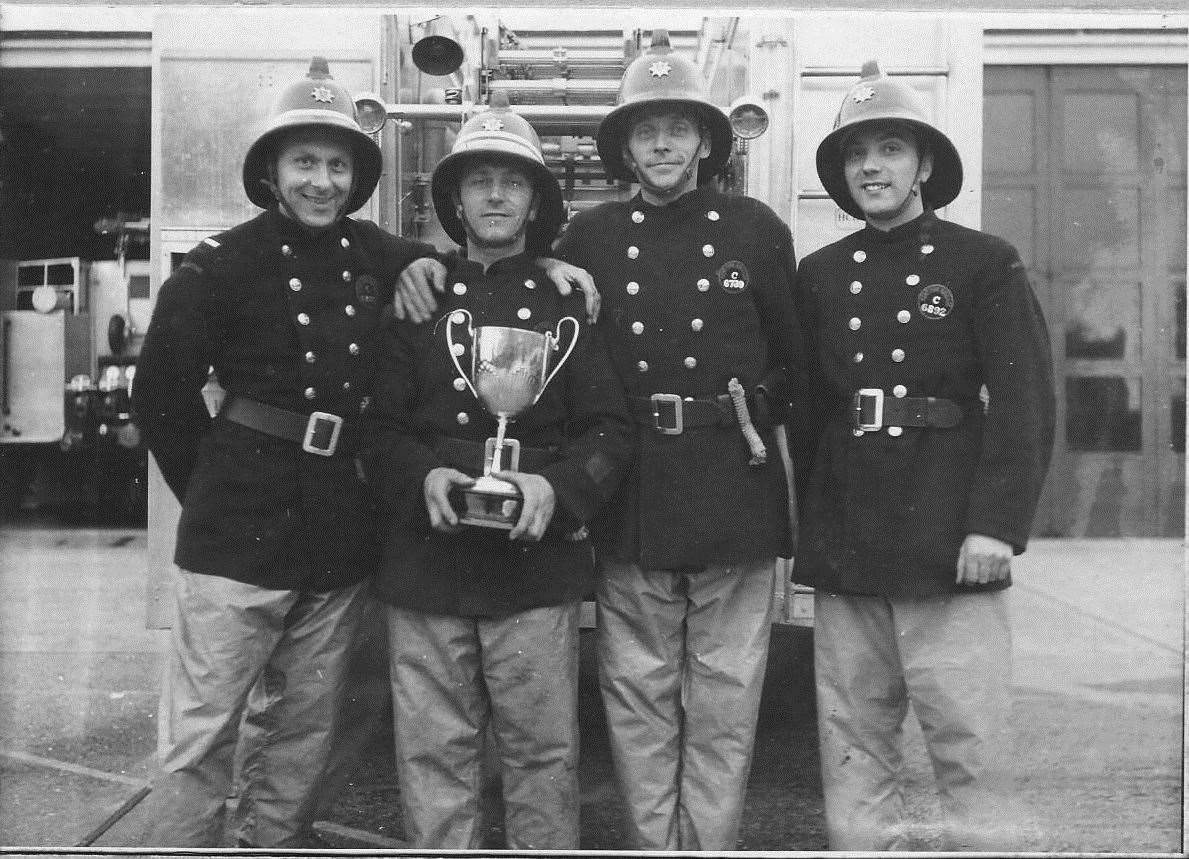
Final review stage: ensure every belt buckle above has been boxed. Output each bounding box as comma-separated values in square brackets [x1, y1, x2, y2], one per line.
[302, 411, 343, 456]
[650, 393, 683, 435]
[853, 388, 884, 432]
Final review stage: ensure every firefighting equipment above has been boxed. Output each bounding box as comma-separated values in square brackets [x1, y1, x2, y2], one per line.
[430, 93, 564, 256]
[815, 59, 963, 220]
[242, 57, 382, 215]
[596, 29, 733, 184]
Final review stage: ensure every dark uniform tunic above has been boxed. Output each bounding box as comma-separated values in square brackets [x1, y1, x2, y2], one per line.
[363, 252, 633, 617]
[794, 211, 1055, 597]
[133, 207, 434, 591]
[556, 185, 805, 569]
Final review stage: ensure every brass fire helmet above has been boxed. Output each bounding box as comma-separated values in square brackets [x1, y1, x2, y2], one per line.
[816, 59, 963, 220]
[242, 57, 382, 215]
[431, 96, 565, 256]
[596, 29, 733, 185]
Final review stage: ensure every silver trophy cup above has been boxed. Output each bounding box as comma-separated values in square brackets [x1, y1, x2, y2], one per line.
[446, 308, 579, 528]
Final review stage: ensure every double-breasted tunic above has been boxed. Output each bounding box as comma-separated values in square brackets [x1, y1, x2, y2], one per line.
[793, 211, 1055, 597]
[556, 185, 806, 569]
[363, 253, 633, 617]
[133, 207, 434, 591]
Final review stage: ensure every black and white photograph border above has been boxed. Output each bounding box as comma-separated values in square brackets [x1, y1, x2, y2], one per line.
[0, 1, 1184, 856]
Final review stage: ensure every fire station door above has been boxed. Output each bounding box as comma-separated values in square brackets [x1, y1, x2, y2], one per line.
[983, 65, 1187, 538]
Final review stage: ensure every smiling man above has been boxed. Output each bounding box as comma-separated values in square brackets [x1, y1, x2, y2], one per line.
[362, 100, 632, 850]
[794, 60, 1055, 851]
[549, 30, 809, 852]
[132, 58, 442, 848]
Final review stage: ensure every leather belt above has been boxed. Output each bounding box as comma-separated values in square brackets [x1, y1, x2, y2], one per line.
[629, 393, 752, 435]
[850, 388, 965, 431]
[221, 396, 352, 456]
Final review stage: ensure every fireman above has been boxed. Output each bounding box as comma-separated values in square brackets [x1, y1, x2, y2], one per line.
[795, 60, 1055, 850]
[132, 58, 446, 848]
[362, 99, 632, 849]
[553, 30, 807, 851]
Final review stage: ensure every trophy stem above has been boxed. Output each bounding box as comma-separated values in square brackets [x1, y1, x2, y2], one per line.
[489, 414, 510, 474]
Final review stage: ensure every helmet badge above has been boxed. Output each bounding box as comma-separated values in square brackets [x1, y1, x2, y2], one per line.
[648, 60, 672, 78]
[310, 85, 336, 103]
[481, 117, 505, 132]
[851, 84, 875, 103]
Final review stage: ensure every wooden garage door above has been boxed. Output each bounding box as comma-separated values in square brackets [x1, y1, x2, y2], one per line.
[983, 65, 1186, 537]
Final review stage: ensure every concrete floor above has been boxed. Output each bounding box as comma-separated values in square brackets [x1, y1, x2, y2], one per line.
[0, 516, 1183, 853]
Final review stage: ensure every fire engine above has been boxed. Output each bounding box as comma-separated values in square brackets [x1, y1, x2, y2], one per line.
[0, 216, 150, 520]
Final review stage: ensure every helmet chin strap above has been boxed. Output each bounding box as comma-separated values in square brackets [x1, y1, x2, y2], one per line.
[264, 161, 349, 233]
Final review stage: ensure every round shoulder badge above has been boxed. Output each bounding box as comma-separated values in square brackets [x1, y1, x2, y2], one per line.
[355, 274, 380, 309]
[717, 261, 750, 293]
[917, 283, 954, 320]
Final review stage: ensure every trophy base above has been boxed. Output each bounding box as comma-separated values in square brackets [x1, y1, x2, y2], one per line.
[459, 475, 523, 530]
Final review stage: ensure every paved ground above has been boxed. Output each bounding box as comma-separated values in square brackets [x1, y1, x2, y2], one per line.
[0, 517, 1183, 854]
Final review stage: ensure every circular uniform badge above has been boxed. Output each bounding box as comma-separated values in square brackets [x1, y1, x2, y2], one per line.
[917, 283, 954, 320]
[717, 261, 750, 293]
[355, 274, 380, 309]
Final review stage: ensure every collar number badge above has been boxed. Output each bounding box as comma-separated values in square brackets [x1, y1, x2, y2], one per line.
[355, 274, 380, 308]
[717, 261, 750, 293]
[917, 283, 954, 320]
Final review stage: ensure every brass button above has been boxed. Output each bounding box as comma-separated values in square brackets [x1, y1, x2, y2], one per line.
[853, 250, 867, 263]
[305, 351, 316, 363]
[887, 426, 903, 437]
[304, 387, 316, 399]
[342, 270, 352, 282]
[281, 244, 293, 257]
[853, 352, 864, 363]
[892, 348, 905, 362]
[921, 243, 934, 255]
[852, 428, 865, 437]
[897, 310, 911, 324]
[524, 278, 536, 289]
[345, 305, 356, 317]
[850, 281, 862, 295]
[683, 356, 697, 369]
[631, 321, 644, 335]
[626, 281, 640, 295]
[342, 381, 352, 391]
[702, 244, 715, 257]
[893, 384, 908, 397]
[707, 210, 720, 221]
[453, 282, 467, 295]
[636, 360, 649, 372]
[848, 317, 861, 331]
[697, 278, 710, 292]
[297, 312, 310, 325]
[348, 343, 360, 355]
[631, 211, 644, 223]
[517, 307, 532, 321]
[451, 343, 465, 356]
[289, 277, 302, 291]
[691, 318, 703, 332]
[341, 237, 350, 249]
[627, 246, 639, 259]
[456, 412, 470, 425]
[906, 274, 920, 286]
[453, 377, 468, 391]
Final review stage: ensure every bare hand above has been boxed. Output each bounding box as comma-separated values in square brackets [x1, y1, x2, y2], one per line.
[956, 533, 1013, 585]
[492, 470, 556, 541]
[537, 258, 601, 323]
[423, 467, 475, 532]
[395, 257, 446, 323]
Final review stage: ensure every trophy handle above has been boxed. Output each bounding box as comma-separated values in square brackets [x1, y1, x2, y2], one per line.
[536, 315, 581, 403]
[445, 309, 478, 399]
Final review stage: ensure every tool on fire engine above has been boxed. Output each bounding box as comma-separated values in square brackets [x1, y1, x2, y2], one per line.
[728, 377, 768, 466]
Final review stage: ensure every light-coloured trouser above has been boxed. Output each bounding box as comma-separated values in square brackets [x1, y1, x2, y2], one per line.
[597, 558, 776, 851]
[385, 601, 582, 850]
[814, 589, 1014, 852]
[145, 569, 368, 847]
